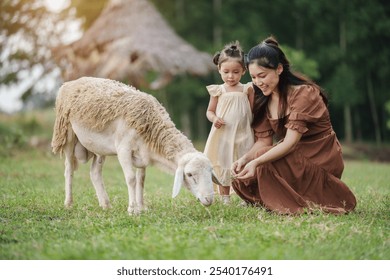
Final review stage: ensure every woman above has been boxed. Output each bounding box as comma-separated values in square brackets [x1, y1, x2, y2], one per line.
[231, 36, 357, 214]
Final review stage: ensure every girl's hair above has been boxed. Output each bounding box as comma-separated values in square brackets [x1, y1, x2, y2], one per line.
[246, 36, 328, 129]
[213, 41, 246, 69]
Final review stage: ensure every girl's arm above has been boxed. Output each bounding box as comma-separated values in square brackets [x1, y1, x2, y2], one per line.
[206, 96, 218, 122]
[233, 128, 302, 179]
[206, 96, 225, 128]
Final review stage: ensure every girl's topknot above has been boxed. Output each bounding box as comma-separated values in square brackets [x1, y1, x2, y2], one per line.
[263, 36, 279, 47]
[213, 40, 246, 69]
[225, 41, 243, 57]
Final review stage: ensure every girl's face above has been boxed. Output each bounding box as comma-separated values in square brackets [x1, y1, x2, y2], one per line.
[248, 63, 283, 96]
[218, 60, 245, 87]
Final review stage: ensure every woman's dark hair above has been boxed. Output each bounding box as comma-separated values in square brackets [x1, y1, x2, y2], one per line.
[247, 36, 328, 129]
[213, 41, 246, 70]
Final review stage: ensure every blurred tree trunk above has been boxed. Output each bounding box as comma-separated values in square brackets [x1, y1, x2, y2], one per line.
[353, 109, 362, 141]
[340, 17, 353, 143]
[343, 105, 352, 143]
[197, 105, 208, 142]
[175, 0, 184, 23]
[367, 74, 381, 145]
[174, 0, 192, 138]
[294, 12, 304, 49]
[213, 0, 222, 47]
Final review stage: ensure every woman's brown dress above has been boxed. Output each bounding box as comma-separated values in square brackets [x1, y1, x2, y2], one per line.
[232, 85, 357, 214]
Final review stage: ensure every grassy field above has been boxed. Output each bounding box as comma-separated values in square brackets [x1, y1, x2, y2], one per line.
[1, 150, 389, 260]
[0, 111, 389, 260]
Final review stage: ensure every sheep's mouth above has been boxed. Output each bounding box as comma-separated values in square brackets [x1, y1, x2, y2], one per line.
[198, 196, 213, 207]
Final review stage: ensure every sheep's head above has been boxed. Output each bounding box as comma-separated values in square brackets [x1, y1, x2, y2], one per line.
[172, 152, 220, 206]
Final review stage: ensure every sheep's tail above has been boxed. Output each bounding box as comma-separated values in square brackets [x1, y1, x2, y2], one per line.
[51, 85, 70, 156]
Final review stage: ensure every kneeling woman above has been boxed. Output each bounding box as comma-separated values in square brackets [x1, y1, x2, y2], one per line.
[231, 36, 356, 214]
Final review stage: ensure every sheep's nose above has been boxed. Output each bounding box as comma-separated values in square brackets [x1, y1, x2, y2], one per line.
[199, 196, 213, 207]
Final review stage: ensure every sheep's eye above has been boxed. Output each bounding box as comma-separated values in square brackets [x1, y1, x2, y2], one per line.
[186, 172, 193, 177]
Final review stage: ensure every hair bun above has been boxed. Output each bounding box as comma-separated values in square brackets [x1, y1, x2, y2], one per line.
[212, 51, 221, 65]
[225, 41, 242, 57]
[264, 36, 279, 47]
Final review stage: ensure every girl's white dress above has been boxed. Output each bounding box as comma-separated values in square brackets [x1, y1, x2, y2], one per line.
[204, 83, 254, 186]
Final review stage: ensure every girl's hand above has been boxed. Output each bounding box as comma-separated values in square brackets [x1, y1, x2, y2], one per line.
[234, 160, 258, 180]
[213, 117, 225, 129]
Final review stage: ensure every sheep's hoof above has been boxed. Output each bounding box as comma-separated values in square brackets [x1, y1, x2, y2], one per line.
[127, 208, 141, 216]
[64, 200, 73, 208]
[127, 205, 146, 215]
[100, 203, 112, 210]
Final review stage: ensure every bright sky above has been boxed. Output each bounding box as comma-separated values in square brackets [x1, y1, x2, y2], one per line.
[44, 0, 70, 12]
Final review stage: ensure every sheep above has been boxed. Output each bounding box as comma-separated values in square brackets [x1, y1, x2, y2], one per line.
[51, 77, 219, 214]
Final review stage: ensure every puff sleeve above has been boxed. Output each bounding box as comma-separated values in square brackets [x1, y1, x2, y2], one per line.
[206, 84, 222, 97]
[243, 82, 253, 96]
[286, 85, 327, 134]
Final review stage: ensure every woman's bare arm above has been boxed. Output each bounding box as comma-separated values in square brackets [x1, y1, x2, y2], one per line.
[234, 128, 302, 179]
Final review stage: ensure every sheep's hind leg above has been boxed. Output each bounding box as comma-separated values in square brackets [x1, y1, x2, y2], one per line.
[63, 144, 75, 208]
[90, 155, 111, 209]
[136, 168, 147, 212]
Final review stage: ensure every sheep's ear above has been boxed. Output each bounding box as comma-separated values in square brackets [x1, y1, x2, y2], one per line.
[212, 170, 222, 186]
[172, 167, 184, 198]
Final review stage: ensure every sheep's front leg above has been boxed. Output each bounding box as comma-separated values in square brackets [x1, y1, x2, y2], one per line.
[117, 153, 138, 215]
[136, 168, 147, 212]
[90, 155, 111, 209]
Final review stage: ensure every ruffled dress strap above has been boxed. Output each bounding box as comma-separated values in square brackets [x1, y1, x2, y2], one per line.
[286, 85, 327, 134]
[206, 84, 223, 97]
[242, 82, 253, 95]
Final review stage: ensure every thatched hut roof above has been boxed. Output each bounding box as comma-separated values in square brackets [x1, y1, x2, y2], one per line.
[53, 0, 214, 89]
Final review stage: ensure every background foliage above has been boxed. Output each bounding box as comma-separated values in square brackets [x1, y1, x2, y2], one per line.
[1, 0, 390, 143]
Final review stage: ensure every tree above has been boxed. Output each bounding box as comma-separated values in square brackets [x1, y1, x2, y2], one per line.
[278, 0, 390, 143]
[0, 0, 72, 109]
[347, 0, 390, 143]
[3, 0, 388, 143]
[386, 101, 390, 130]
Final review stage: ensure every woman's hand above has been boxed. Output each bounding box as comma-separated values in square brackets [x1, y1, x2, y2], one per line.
[231, 156, 250, 176]
[232, 128, 302, 180]
[234, 159, 259, 180]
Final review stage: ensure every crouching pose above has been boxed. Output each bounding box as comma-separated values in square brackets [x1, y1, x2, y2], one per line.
[231, 37, 357, 214]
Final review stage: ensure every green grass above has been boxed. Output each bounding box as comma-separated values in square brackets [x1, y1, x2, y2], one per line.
[0, 149, 389, 260]
[0, 110, 389, 260]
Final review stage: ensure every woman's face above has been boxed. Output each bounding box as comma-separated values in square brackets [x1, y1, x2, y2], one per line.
[248, 63, 282, 96]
